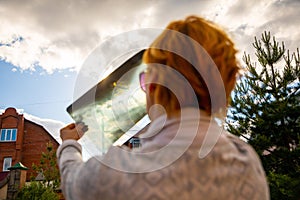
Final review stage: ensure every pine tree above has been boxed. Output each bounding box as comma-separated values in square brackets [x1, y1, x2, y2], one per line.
[226, 31, 300, 200]
[17, 142, 60, 199]
[31, 142, 60, 189]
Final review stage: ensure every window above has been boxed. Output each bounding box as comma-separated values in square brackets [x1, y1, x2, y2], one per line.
[3, 157, 12, 171]
[129, 137, 141, 148]
[0, 129, 17, 142]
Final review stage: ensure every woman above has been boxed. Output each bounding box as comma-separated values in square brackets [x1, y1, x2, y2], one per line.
[57, 16, 269, 199]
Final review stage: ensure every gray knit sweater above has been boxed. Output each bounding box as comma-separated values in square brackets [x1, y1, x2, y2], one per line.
[57, 108, 269, 200]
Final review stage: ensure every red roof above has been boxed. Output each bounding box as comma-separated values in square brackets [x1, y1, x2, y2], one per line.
[0, 171, 9, 182]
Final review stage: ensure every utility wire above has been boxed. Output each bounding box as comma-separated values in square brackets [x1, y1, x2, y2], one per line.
[1, 99, 72, 108]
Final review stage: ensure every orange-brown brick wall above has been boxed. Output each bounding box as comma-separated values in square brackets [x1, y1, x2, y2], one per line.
[0, 142, 17, 163]
[0, 108, 59, 181]
[21, 120, 59, 181]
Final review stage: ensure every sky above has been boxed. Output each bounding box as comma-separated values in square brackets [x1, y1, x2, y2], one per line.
[1, 0, 300, 142]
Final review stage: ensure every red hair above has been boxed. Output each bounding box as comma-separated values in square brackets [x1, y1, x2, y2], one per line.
[143, 16, 240, 115]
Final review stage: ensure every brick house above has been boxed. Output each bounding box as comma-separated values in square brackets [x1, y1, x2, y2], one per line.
[0, 107, 59, 181]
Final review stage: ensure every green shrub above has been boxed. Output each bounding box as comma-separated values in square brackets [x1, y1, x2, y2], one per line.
[16, 181, 59, 200]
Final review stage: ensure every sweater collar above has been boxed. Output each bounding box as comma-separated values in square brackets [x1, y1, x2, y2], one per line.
[139, 107, 212, 140]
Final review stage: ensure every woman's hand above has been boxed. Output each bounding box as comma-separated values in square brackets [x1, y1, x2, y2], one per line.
[60, 123, 88, 141]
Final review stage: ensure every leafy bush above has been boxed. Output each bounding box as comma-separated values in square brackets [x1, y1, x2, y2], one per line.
[16, 181, 59, 200]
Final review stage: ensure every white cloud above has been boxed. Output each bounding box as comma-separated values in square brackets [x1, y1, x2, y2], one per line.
[0, 0, 156, 73]
[219, 0, 300, 58]
[0, 0, 299, 73]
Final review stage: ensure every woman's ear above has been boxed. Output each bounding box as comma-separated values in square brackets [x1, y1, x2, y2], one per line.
[146, 69, 158, 93]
